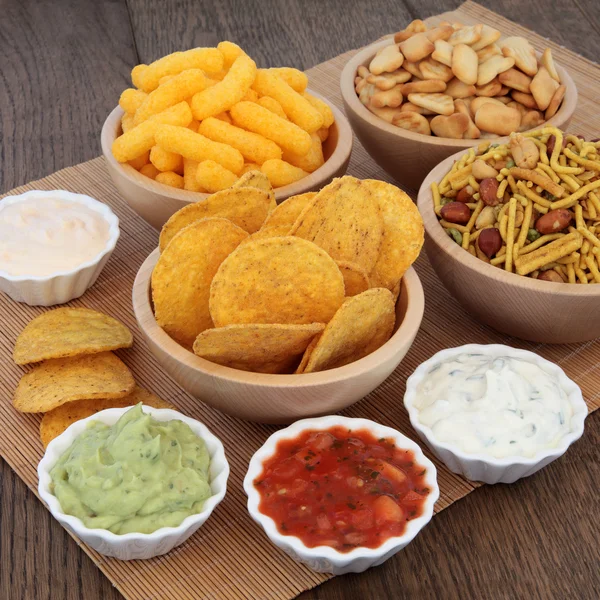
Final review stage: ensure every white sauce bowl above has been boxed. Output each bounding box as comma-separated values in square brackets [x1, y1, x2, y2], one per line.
[38, 405, 229, 560]
[0, 190, 120, 306]
[404, 344, 587, 484]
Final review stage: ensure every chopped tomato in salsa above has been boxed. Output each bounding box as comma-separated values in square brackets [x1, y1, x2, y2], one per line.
[254, 427, 431, 552]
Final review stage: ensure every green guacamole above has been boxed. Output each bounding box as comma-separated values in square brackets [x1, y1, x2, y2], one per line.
[49, 404, 212, 534]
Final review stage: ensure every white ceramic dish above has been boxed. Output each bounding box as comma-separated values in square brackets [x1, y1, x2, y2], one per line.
[0, 190, 120, 306]
[404, 344, 587, 484]
[38, 405, 229, 560]
[243, 415, 439, 574]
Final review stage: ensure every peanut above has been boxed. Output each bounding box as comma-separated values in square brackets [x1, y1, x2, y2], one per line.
[537, 270, 564, 283]
[456, 185, 475, 203]
[441, 201, 471, 224]
[471, 159, 498, 179]
[546, 134, 566, 155]
[477, 227, 502, 257]
[479, 177, 501, 206]
[475, 205, 496, 229]
[509, 133, 539, 169]
[535, 209, 571, 234]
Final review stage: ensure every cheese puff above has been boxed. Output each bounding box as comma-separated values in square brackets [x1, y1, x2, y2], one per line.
[230, 101, 311, 155]
[269, 67, 308, 93]
[140, 163, 161, 179]
[239, 163, 261, 175]
[121, 113, 135, 133]
[131, 64, 148, 89]
[316, 127, 329, 142]
[214, 112, 232, 124]
[282, 133, 324, 173]
[242, 88, 259, 102]
[154, 125, 244, 173]
[252, 69, 323, 133]
[141, 48, 224, 92]
[183, 158, 205, 191]
[302, 92, 335, 128]
[261, 159, 308, 187]
[198, 117, 282, 165]
[256, 96, 288, 120]
[150, 145, 183, 173]
[159, 75, 174, 85]
[135, 69, 216, 124]
[128, 150, 150, 170]
[191, 55, 257, 121]
[218, 41, 245, 69]
[155, 171, 184, 189]
[112, 102, 192, 162]
[188, 119, 200, 132]
[196, 160, 238, 192]
[119, 88, 148, 114]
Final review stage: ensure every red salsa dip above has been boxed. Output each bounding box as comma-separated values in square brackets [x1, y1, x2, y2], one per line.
[254, 426, 431, 552]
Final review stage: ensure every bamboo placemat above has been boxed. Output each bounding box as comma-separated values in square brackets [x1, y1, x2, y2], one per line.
[1, 3, 599, 599]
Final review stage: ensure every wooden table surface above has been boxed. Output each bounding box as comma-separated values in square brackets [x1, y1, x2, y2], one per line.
[1, 1, 599, 598]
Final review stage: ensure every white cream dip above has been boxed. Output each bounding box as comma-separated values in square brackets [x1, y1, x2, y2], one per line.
[0, 196, 111, 277]
[414, 353, 573, 459]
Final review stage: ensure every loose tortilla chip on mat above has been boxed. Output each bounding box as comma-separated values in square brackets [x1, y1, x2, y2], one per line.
[336, 260, 370, 297]
[262, 192, 317, 229]
[40, 385, 174, 448]
[158, 187, 271, 252]
[152, 217, 248, 348]
[13, 307, 133, 365]
[290, 176, 384, 274]
[193, 323, 325, 374]
[209, 236, 345, 327]
[304, 288, 396, 373]
[13, 351, 135, 413]
[365, 179, 424, 289]
[295, 333, 321, 374]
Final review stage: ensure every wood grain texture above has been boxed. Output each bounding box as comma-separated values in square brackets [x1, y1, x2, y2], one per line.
[1, 1, 600, 599]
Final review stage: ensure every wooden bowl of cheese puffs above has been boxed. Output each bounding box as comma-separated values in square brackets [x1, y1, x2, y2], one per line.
[417, 128, 600, 344]
[101, 43, 352, 230]
[340, 20, 577, 191]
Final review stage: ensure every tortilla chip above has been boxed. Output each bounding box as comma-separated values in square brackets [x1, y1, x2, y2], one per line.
[336, 260, 370, 297]
[231, 170, 276, 211]
[209, 237, 345, 327]
[290, 176, 384, 273]
[13, 351, 135, 413]
[40, 385, 174, 448]
[193, 323, 324, 373]
[240, 225, 292, 244]
[365, 180, 424, 289]
[12, 308, 133, 365]
[295, 333, 321, 374]
[152, 218, 248, 348]
[391, 279, 401, 304]
[159, 187, 271, 252]
[262, 192, 317, 228]
[304, 288, 396, 373]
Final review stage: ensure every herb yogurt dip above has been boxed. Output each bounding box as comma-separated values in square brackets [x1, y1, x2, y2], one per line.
[414, 353, 574, 459]
[50, 404, 212, 534]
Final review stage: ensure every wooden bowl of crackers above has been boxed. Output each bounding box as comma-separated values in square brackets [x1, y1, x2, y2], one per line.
[340, 22, 577, 191]
[418, 138, 600, 344]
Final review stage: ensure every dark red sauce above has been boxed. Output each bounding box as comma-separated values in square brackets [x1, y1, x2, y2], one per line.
[254, 426, 431, 552]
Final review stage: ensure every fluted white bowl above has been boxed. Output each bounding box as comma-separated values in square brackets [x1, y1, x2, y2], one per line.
[38, 405, 229, 560]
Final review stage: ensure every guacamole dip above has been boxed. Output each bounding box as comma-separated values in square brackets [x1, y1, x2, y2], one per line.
[49, 404, 212, 534]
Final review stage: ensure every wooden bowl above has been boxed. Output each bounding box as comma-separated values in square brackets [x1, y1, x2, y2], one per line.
[100, 90, 353, 230]
[340, 38, 578, 191]
[132, 249, 425, 424]
[417, 148, 600, 344]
